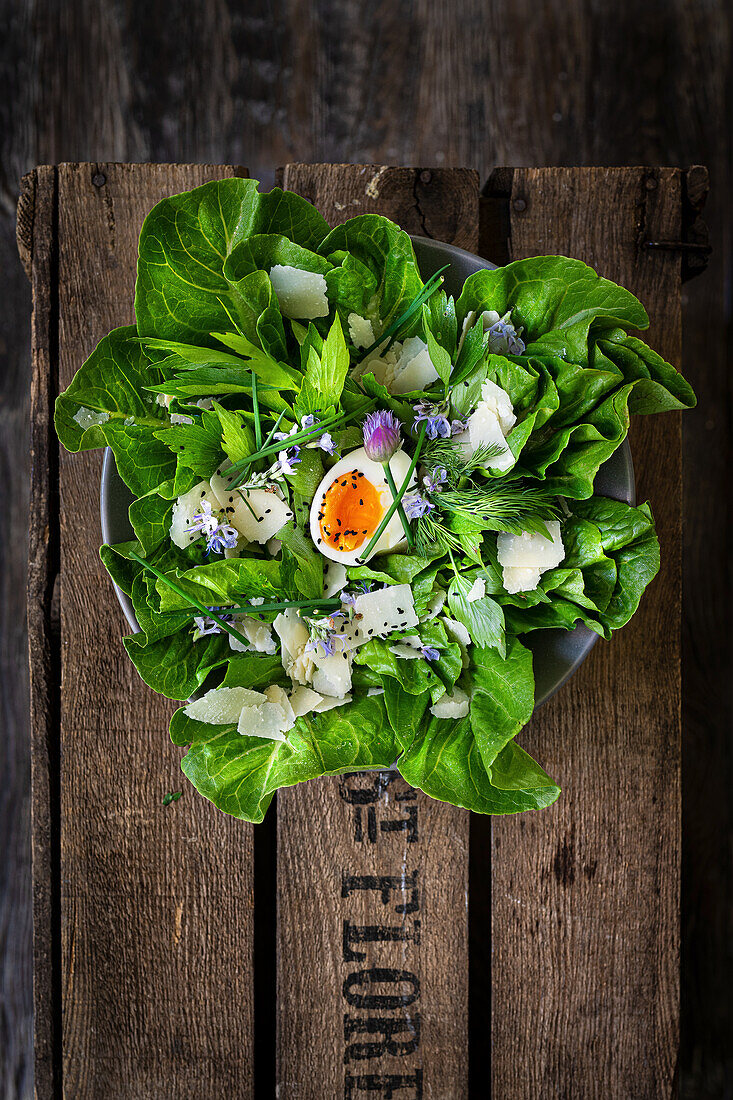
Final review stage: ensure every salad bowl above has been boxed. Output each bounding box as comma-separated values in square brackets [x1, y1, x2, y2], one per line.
[100, 234, 635, 707]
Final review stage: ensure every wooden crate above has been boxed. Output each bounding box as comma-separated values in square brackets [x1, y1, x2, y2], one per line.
[21, 162, 693, 1098]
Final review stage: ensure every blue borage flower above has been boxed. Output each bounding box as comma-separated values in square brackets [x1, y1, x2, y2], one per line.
[421, 646, 440, 662]
[362, 409, 402, 462]
[486, 311, 526, 356]
[413, 400, 464, 440]
[277, 445, 301, 475]
[193, 607, 233, 636]
[403, 493, 435, 520]
[190, 501, 239, 555]
[423, 466, 448, 494]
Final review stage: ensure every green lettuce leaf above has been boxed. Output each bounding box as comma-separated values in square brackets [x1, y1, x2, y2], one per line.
[135, 179, 330, 348]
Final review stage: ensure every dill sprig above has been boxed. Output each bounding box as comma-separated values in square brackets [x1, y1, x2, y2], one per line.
[421, 437, 504, 483]
[437, 482, 560, 536]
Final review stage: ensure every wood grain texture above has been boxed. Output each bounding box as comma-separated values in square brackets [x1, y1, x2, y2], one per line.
[277, 162, 477, 1099]
[487, 167, 682, 1099]
[25, 166, 58, 1100]
[2, 0, 730, 1095]
[44, 163, 255, 1099]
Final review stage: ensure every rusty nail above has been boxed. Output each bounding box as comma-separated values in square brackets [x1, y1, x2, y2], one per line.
[419, 170, 432, 185]
[92, 173, 106, 188]
[513, 198, 527, 212]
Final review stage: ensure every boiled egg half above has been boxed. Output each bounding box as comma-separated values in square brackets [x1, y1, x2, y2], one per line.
[309, 446, 416, 565]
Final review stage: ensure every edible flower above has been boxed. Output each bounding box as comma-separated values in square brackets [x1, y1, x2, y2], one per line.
[423, 467, 448, 494]
[193, 607, 234, 637]
[362, 410, 402, 463]
[317, 432, 337, 455]
[277, 445, 301, 475]
[421, 646, 440, 662]
[403, 492, 435, 520]
[486, 310, 526, 356]
[190, 501, 239, 555]
[413, 399, 465, 440]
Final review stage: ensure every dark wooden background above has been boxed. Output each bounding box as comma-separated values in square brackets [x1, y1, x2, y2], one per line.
[1, 2, 730, 1096]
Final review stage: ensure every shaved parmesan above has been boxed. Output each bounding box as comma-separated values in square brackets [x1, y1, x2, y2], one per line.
[269, 265, 329, 319]
[313, 693, 352, 713]
[324, 561, 348, 597]
[456, 378, 516, 472]
[184, 686, 264, 726]
[237, 699, 288, 741]
[264, 685, 296, 732]
[421, 589, 447, 620]
[442, 617, 471, 668]
[209, 476, 293, 544]
[170, 481, 223, 549]
[312, 650, 352, 699]
[466, 577, 486, 602]
[228, 616, 277, 655]
[353, 583, 418, 638]
[429, 686, 470, 719]
[347, 313, 375, 349]
[480, 379, 516, 435]
[289, 685, 325, 718]
[501, 566, 542, 594]
[359, 337, 439, 395]
[274, 608, 309, 664]
[497, 521, 565, 593]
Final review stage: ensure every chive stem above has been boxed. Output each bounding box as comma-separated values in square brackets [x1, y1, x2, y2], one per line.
[361, 421, 427, 560]
[225, 597, 342, 614]
[228, 398, 377, 487]
[358, 265, 450, 360]
[128, 550, 252, 648]
[384, 462, 414, 548]
[251, 371, 262, 450]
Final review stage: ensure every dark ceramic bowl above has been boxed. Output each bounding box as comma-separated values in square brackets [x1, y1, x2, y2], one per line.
[100, 235, 635, 706]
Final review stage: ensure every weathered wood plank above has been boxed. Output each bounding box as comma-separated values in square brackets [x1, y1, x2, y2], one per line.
[48, 163, 256, 1099]
[487, 167, 682, 1099]
[276, 162, 477, 1100]
[25, 165, 59, 1100]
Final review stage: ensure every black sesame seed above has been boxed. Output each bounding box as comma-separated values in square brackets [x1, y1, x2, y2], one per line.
[229, 496, 234, 503]
[367, 628, 373, 635]
[359, 498, 364, 506]
[201, 490, 206, 497]
[397, 607, 404, 614]
[265, 508, 272, 514]
[257, 517, 263, 522]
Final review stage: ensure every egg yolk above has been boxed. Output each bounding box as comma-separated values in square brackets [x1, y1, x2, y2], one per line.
[318, 469, 384, 552]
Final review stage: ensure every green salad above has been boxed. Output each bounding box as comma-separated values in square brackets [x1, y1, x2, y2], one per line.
[55, 178, 695, 822]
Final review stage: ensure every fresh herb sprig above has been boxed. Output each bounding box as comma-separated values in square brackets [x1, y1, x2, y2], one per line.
[438, 484, 560, 535]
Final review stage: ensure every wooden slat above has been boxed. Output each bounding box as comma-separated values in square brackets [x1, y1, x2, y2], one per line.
[276, 163, 478, 1100]
[28, 162, 256, 1099]
[25, 164, 60, 1100]
[487, 167, 682, 1098]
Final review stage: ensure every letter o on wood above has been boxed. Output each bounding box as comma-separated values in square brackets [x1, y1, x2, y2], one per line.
[343, 968, 420, 1009]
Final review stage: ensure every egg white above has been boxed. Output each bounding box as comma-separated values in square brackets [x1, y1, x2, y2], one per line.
[309, 446, 416, 566]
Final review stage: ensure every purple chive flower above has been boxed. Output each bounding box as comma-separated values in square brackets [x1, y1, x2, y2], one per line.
[413, 400, 452, 440]
[423, 466, 448, 494]
[421, 646, 440, 662]
[403, 493, 435, 520]
[278, 445, 301, 475]
[486, 312, 526, 356]
[362, 410, 402, 463]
